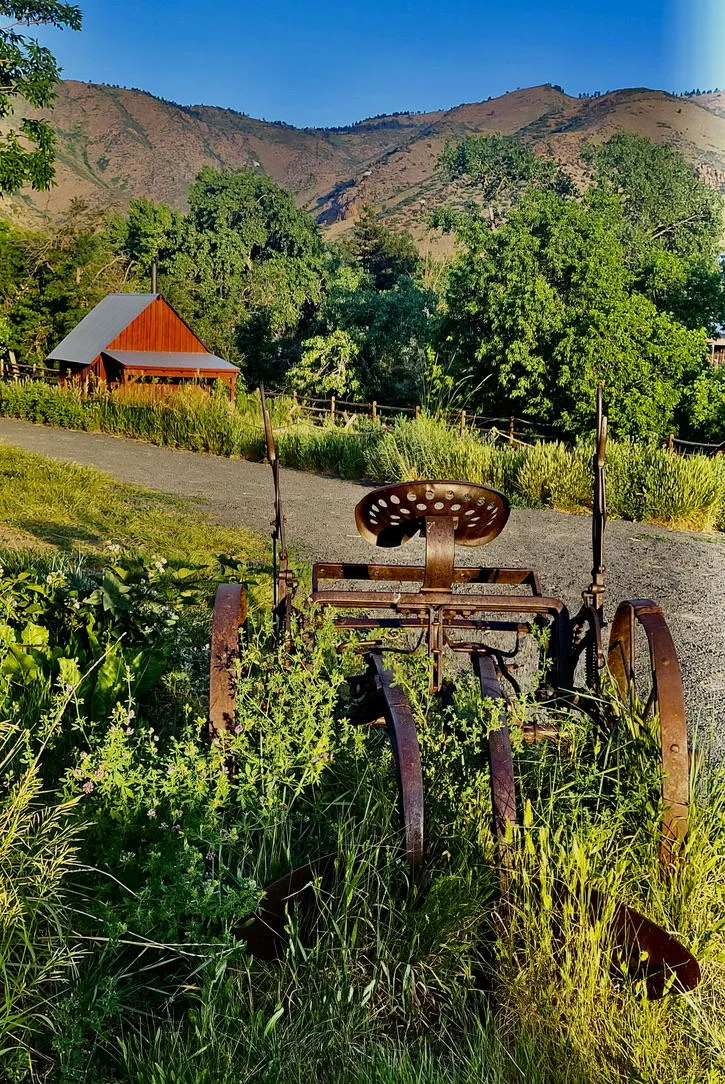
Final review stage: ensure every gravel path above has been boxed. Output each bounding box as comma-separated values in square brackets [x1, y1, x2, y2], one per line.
[1, 417, 723, 737]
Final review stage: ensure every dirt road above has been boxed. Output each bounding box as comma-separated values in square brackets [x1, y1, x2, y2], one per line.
[1, 417, 722, 736]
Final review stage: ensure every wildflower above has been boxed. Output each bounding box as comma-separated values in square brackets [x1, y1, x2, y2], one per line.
[205, 851, 214, 861]
[82, 781, 94, 794]
[125, 727, 134, 736]
[93, 768, 104, 780]
[234, 724, 243, 734]
[147, 808, 157, 818]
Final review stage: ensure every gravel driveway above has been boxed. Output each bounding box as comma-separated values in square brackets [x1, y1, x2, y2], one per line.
[1, 417, 723, 739]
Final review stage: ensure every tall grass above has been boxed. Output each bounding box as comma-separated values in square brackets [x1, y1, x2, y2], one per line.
[1, 382, 723, 531]
[0, 720, 84, 1072]
[115, 649, 725, 1084]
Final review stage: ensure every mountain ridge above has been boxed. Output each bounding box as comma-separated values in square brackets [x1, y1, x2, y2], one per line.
[2, 80, 725, 236]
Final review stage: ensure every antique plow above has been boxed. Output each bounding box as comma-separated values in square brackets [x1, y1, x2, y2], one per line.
[208, 386, 699, 996]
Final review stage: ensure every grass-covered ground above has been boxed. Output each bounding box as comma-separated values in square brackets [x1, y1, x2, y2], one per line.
[1, 381, 724, 532]
[1, 445, 725, 1082]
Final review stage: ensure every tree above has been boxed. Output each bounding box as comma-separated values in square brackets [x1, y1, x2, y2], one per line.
[306, 261, 436, 403]
[157, 168, 329, 380]
[0, 200, 126, 363]
[586, 134, 725, 333]
[437, 187, 708, 439]
[587, 132, 722, 261]
[109, 197, 183, 286]
[288, 329, 361, 398]
[680, 367, 725, 442]
[0, 1, 82, 195]
[437, 133, 574, 222]
[344, 206, 419, 290]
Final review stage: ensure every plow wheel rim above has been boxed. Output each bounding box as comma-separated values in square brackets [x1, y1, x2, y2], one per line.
[208, 583, 248, 739]
[370, 654, 424, 875]
[608, 599, 689, 864]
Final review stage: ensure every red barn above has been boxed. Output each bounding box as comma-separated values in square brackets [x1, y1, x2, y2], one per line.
[48, 293, 239, 397]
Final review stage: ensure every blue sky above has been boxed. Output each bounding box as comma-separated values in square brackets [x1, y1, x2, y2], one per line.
[36, 0, 721, 128]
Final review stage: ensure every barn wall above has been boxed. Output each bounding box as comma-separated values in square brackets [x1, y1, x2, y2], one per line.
[106, 298, 206, 354]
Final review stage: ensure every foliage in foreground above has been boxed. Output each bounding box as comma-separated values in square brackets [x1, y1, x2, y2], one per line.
[2, 382, 724, 532]
[0, 446, 724, 1080]
[0, 1, 82, 196]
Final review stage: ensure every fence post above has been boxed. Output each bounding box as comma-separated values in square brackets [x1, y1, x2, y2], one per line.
[667, 433, 675, 452]
[371, 400, 377, 421]
[459, 410, 466, 436]
[415, 405, 421, 419]
[292, 391, 298, 408]
[508, 415, 515, 443]
[330, 395, 336, 423]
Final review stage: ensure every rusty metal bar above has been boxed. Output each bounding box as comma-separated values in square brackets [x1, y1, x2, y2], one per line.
[608, 599, 689, 864]
[422, 517, 455, 591]
[312, 562, 541, 592]
[370, 653, 424, 874]
[473, 654, 517, 843]
[208, 583, 247, 739]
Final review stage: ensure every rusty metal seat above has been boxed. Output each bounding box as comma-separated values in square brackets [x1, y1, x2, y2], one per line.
[355, 480, 509, 550]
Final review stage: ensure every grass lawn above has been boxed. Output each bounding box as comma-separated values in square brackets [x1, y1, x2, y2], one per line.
[0, 441, 263, 566]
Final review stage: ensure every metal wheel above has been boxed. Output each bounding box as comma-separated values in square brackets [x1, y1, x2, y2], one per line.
[608, 599, 689, 864]
[208, 583, 247, 740]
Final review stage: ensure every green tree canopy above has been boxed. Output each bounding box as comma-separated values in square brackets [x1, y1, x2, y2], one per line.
[438, 187, 708, 439]
[0, 1, 82, 195]
[588, 132, 723, 261]
[0, 200, 126, 362]
[156, 168, 329, 380]
[108, 197, 183, 284]
[296, 261, 436, 403]
[343, 206, 420, 290]
[437, 133, 574, 223]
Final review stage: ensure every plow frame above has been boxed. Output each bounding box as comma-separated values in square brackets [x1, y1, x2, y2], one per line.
[214, 385, 699, 995]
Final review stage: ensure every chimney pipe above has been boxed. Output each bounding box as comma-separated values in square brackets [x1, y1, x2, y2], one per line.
[151, 258, 158, 294]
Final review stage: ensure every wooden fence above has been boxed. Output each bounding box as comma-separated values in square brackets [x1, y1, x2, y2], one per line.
[262, 390, 561, 447]
[1, 366, 722, 454]
[0, 356, 61, 384]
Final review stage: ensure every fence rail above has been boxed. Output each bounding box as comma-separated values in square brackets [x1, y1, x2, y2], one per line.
[0, 358, 61, 383]
[263, 389, 561, 446]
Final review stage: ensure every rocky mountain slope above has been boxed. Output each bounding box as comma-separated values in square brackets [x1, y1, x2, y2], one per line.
[3, 80, 725, 235]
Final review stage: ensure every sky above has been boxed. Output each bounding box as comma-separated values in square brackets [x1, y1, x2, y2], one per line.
[34, 0, 725, 128]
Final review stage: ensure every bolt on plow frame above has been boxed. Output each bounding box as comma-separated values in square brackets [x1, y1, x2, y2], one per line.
[207, 385, 699, 997]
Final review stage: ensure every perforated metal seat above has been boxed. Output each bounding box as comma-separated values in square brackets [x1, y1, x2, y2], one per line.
[354, 480, 510, 549]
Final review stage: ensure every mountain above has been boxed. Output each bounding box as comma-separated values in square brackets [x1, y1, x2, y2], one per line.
[2, 80, 725, 238]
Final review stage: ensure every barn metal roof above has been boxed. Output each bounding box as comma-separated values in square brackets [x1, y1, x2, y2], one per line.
[48, 294, 158, 364]
[103, 350, 239, 372]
